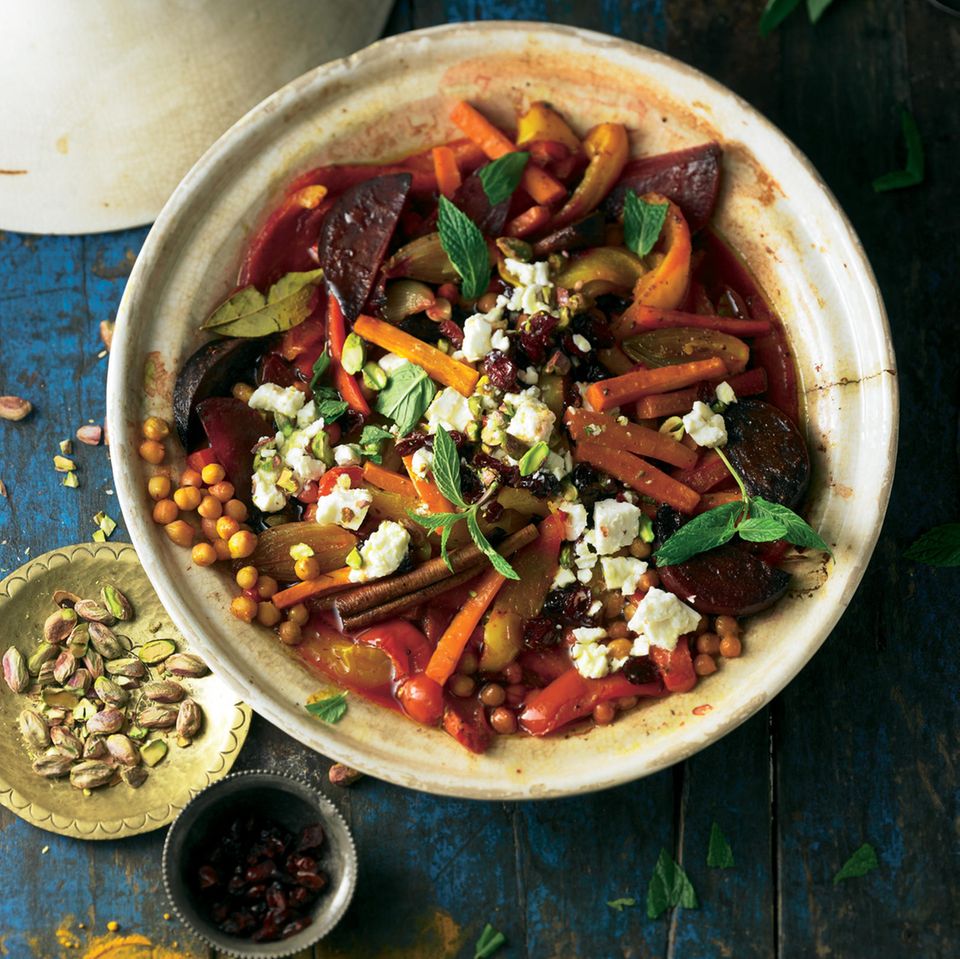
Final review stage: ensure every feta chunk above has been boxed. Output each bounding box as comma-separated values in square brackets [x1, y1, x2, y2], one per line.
[333, 444, 361, 467]
[570, 627, 610, 679]
[518, 366, 539, 385]
[574, 537, 598, 570]
[313, 476, 372, 531]
[587, 499, 642, 555]
[559, 502, 588, 541]
[601, 556, 648, 596]
[682, 400, 727, 449]
[247, 383, 306, 418]
[627, 587, 701, 652]
[284, 446, 327, 485]
[551, 566, 577, 589]
[425, 387, 475, 435]
[715, 381, 738, 406]
[378, 352, 408, 374]
[349, 520, 411, 583]
[296, 399, 318, 428]
[572, 333, 592, 353]
[504, 258, 555, 316]
[491, 328, 511, 353]
[251, 471, 287, 513]
[410, 447, 433, 479]
[459, 296, 508, 362]
[505, 392, 556, 446]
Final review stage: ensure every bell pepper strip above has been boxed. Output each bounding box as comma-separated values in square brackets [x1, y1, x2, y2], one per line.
[554, 246, 646, 298]
[671, 451, 730, 494]
[612, 303, 772, 340]
[297, 622, 395, 696]
[353, 314, 479, 396]
[402, 455, 456, 514]
[356, 619, 432, 679]
[565, 408, 697, 470]
[584, 356, 728, 412]
[317, 465, 364, 496]
[271, 566, 355, 610]
[327, 296, 371, 416]
[362, 461, 417, 499]
[574, 441, 701, 514]
[425, 566, 507, 685]
[279, 312, 326, 362]
[633, 366, 768, 420]
[631, 197, 692, 311]
[650, 641, 697, 693]
[549, 123, 629, 229]
[695, 491, 743, 514]
[519, 668, 665, 737]
[516, 101, 582, 154]
[449, 100, 567, 206]
[186, 447, 218, 472]
[442, 693, 492, 754]
[431, 145, 462, 199]
[504, 204, 552, 238]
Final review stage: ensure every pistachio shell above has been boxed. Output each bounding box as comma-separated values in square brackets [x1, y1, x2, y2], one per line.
[137, 639, 177, 665]
[44, 608, 78, 645]
[52, 589, 82, 608]
[100, 584, 133, 621]
[163, 653, 209, 678]
[73, 599, 115, 625]
[2, 646, 28, 693]
[18, 709, 50, 749]
[69, 761, 115, 790]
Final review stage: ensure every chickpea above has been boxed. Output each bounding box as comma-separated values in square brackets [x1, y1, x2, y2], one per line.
[719, 635, 742, 659]
[449, 674, 475, 698]
[200, 517, 221, 541]
[278, 621, 302, 646]
[695, 615, 710, 634]
[638, 570, 660, 592]
[223, 499, 249, 522]
[694, 653, 718, 676]
[232, 382, 254, 403]
[216, 516, 240, 541]
[696, 633, 721, 655]
[258, 576, 279, 599]
[164, 520, 194, 548]
[489, 706, 517, 734]
[623, 602, 638, 621]
[616, 696, 638, 711]
[191, 542, 217, 567]
[505, 684, 526, 707]
[180, 468, 203, 488]
[607, 638, 633, 659]
[477, 292, 500, 313]
[236, 566, 259, 590]
[607, 620, 630, 640]
[228, 530, 258, 560]
[138, 439, 165, 465]
[602, 593, 622, 621]
[480, 683, 506, 707]
[197, 494, 223, 520]
[147, 475, 171, 501]
[629, 539, 652, 560]
[294, 556, 320, 581]
[142, 416, 170, 441]
[208, 481, 235, 503]
[201, 463, 226, 486]
[502, 661, 522, 685]
[231, 595, 258, 623]
[213, 539, 232, 562]
[458, 650, 478, 676]
[286, 603, 309, 626]
[152, 499, 178, 525]
[257, 602, 282, 628]
[715, 615, 740, 638]
[593, 701, 616, 725]
[173, 486, 202, 511]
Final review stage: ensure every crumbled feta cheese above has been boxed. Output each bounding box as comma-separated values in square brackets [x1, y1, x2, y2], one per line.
[587, 599, 603, 616]
[504, 258, 555, 316]
[716, 381, 738, 406]
[570, 627, 610, 679]
[491, 329, 511, 353]
[552, 566, 577, 589]
[289, 542, 314, 561]
[410, 447, 433, 479]
[559, 503, 588, 541]
[601, 556, 648, 596]
[574, 537, 598, 570]
[481, 411, 507, 448]
[518, 366, 539, 385]
[682, 400, 727, 448]
[577, 568, 593, 584]
[505, 391, 556, 446]
[425, 387, 475, 434]
[333, 444, 361, 467]
[543, 449, 572, 480]
[251, 471, 286, 513]
[587, 499, 642, 555]
[284, 446, 327, 485]
[458, 297, 508, 361]
[313, 476, 372, 531]
[378, 352, 408, 374]
[627, 587, 701, 652]
[572, 333, 592, 353]
[349, 520, 411, 583]
[296, 399, 318, 428]
[248, 383, 306, 418]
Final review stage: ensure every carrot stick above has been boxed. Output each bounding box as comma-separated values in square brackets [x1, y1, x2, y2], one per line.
[564, 408, 697, 469]
[425, 566, 506, 685]
[585, 357, 728, 412]
[671, 451, 730, 493]
[695, 491, 742, 513]
[431, 145, 462, 199]
[353, 314, 479, 396]
[327, 296, 371, 415]
[504, 205, 551, 238]
[402, 455, 455, 514]
[450, 101, 566, 206]
[613, 304, 772, 340]
[633, 366, 769, 420]
[362, 461, 417, 499]
[574, 441, 701, 514]
[272, 567, 355, 610]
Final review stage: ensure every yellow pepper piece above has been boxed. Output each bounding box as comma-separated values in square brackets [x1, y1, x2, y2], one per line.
[550, 122, 629, 229]
[516, 101, 581, 154]
[631, 195, 692, 311]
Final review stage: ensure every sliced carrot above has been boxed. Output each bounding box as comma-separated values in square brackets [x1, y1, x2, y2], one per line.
[272, 567, 354, 610]
[633, 366, 769, 420]
[327, 296, 371, 415]
[449, 101, 566, 206]
[613, 303, 773, 340]
[431, 145, 462, 199]
[402, 455, 455, 514]
[585, 357, 728, 412]
[362, 462, 417, 499]
[353, 314, 479, 396]
[504, 204, 551, 238]
[564, 408, 697, 469]
[574, 441, 701, 514]
[425, 566, 506, 685]
[695, 491, 742, 513]
[671, 451, 730, 494]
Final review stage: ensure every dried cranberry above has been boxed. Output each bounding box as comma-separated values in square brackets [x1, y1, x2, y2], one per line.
[281, 917, 313, 939]
[286, 854, 318, 875]
[654, 505, 683, 543]
[401, 313, 443, 344]
[572, 311, 615, 348]
[244, 883, 267, 901]
[480, 499, 504, 524]
[473, 452, 520, 488]
[518, 470, 562, 499]
[394, 430, 430, 457]
[288, 885, 313, 907]
[518, 312, 559, 363]
[482, 350, 519, 392]
[244, 860, 277, 884]
[198, 865, 219, 889]
[438, 318, 464, 348]
[211, 902, 229, 923]
[622, 655, 659, 686]
[459, 463, 484, 504]
[575, 353, 611, 383]
[265, 883, 287, 911]
[296, 870, 329, 892]
[543, 586, 595, 625]
[227, 874, 246, 896]
[338, 408, 365, 437]
[523, 617, 562, 649]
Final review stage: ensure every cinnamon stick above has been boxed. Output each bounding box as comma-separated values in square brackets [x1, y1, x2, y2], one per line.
[334, 523, 539, 618]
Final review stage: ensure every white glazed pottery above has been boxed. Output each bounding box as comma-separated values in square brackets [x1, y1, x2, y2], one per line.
[108, 23, 898, 799]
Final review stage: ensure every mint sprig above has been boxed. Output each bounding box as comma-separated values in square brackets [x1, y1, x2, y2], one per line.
[437, 196, 490, 301]
[478, 152, 529, 206]
[646, 848, 698, 919]
[623, 192, 669, 257]
[374, 361, 436, 436]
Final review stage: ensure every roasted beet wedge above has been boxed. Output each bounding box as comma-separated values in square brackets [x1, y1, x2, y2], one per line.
[724, 399, 810, 508]
[257, 352, 298, 389]
[659, 544, 790, 616]
[451, 172, 510, 236]
[195, 397, 271, 503]
[605, 143, 722, 232]
[318, 172, 412, 322]
[531, 210, 606, 257]
[174, 338, 262, 448]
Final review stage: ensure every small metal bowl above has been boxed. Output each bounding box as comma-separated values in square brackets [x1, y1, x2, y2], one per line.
[161, 769, 357, 958]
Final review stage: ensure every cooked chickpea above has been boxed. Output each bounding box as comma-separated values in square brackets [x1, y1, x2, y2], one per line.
[638, 570, 660, 592]
[449, 674, 475, 698]
[213, 539, 232, 562]
[294, 556, 320, 581]
[593, 701, 616, 725]
[489, 706, 517, 734]
[505, 684, 526, 707]
[197, 494, 223, 520]
[602, 593, 622, 621]
[623, 602, 638, 621]
[230, 595, 258, 623]
[208, 481, 235, 503]
[629, 539, 652, 560]
[173, 486, 202, 511]
[191, 542, 217, 567]
[164, 520, 194, 548]
[607, 620, 630, 640]
[147, 475, 171, 501]
[228, 530, 258, 560]
[607, 638, 633, 659]
[200, 517, 220, 541]
[696, 632, 721, 655]
[458, 651, 478, 676]
[719, 635, 742, 659]
[287, 603, 309, 626]
[257, 576, 278, 599]
[223, 499, 249, 522]
[715, 615, 740, 638]
[138, 439, 165, 465]
[180, 468, 203, 488]
[278, 621, 302, 646]
[152, 498, 178, 525]
[616, 696, 638, 711]
[142, 416, 170, 441]
[235, 566, 259, 590]
[216, 516, 240, 541]
[477, 292, 500, 313]
[231, 382, 254, 403]
[257, 601, 282, 628]
[201, 463, 226, 486]
[694, 653, 718, 676]
[480, 683, 506, 707]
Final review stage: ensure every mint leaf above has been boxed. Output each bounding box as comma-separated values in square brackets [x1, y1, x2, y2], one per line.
[904, 523, 960, 567]
[359, 424, 392, 446]
[707, 822, 735, 868]
[623, 192, 670, 257]
[749, 498, 830, 553]
[474, 923, 506, 959]
[760, 0, 802, 34]
[834, 842, 879, 884]
[202, 268, 324, 337]
[437, 196, 490, 300]
[873, 109, 924, 192]
[646, 848, 699, 919]
[654, 501, 743, 567]
[305, 692, 347, 723]
[407, 510, 463, 570]
[466, 509, 520, 580]
[806, 0, 835, 22]
[309, 348, 330, 391]
[736, 515, 788, 543]
[431, 427, 468, 508]
[478, 152, 529, 206]
[606, 897, 636, 912]
[375, 361, 437, 436]
[314, 398, 348, 422]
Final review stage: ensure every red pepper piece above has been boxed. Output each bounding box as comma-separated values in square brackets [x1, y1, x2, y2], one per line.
[327, 296, 371, 416]
[650, 641, 697, 693]
[356, 619, 433, 679]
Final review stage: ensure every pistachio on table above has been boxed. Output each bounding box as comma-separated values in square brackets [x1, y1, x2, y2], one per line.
[106, 734, 141, 767]
[41, 686, 82, 709]
[19, 709, 50, 749]
[100, 584, 133, 621]
[94, 675, 128, 706]
[104, 656, 146, 679]
[33, 753, 74, 779]
[84, 649, 105, 678]
[138, 705, 178, 730]
[69, 761, 115, 790]
[73, 599, 115, 625]
[53, 650, 77, 685]
[36, 661, 56, 687]
[28, 642, 58, 676]
[122, 766, 148, 789]
[3, 647, 29, 693]
[50, 726, 83, 758]
[141, 740, 168, 767]
[138, 638, 177, 665]
[86, 707, 124, 735]
[66, 668, 92, 694]
[44, 608, 77, 646]
[88, 622, 123, 659]
[176, 699, 202, 743]
[83, 735, 108, 759]
[163, 653, 209, 678]
[142, 680, 185, 704]
[52, 589, 82, 608]
[67, 623, 90, 658]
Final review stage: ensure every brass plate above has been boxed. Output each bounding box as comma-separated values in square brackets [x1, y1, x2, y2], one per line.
[0, 541, 251, 840]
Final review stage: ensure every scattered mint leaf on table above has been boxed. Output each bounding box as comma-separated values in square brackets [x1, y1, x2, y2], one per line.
[707, 822, 735, 868]
[646, 848, 699, 919]
[478, 152, 529, 206]
[904, 523, 960, 567]
[834, 843, 879, 884]
[437, 195, 490, 300]
[873, 109, 924, 192]
[305, 692, 347, 723]
[374, 361, 437, 436]
[623, 192, 670, 257]
[607, 897, 637, 911]
[474, 923, 506, 959]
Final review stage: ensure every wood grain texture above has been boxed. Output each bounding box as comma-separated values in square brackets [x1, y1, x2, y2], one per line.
[0, 1, 958, 957]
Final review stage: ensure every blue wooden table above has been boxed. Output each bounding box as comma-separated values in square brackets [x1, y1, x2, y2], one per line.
[1, 2, 957, 957]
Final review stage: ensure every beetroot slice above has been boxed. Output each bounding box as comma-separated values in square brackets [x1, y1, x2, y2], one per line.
[318, 172, 412, 322]
[195, 397, 271, 503]
[605, 142, 722, 232]
[724, 399, 810, 508]
[451, 172, 510, 237]
[530, 210, 606, 256]
[659, 545, 790, 617]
